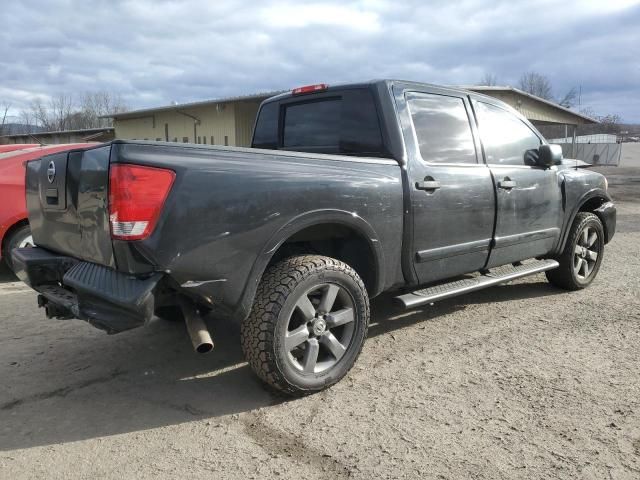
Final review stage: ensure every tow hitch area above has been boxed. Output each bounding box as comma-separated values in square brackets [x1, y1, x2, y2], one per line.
[12, 247, 163, 334]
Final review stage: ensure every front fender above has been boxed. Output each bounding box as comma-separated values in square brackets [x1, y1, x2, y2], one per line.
[557, 188, 612, 253]
[232, 209, 386, 321]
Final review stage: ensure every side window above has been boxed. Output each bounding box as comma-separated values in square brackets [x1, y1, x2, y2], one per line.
[340, 89, 385, 155]
[252, 101, 278, 149]
[475, 101, 541, 166]
[407, 92, 477, 164]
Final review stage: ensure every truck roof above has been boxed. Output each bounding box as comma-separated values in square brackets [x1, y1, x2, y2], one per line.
[262, 79, 486, 104]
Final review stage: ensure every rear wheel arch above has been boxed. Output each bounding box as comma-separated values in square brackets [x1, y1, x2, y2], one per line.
[234, 211, 385, 321]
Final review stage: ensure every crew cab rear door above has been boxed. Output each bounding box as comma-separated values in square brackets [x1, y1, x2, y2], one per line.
[471, 99, 563, 268]
[395, 86, 495, 284]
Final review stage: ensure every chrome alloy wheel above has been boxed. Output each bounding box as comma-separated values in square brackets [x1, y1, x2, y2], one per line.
[284, 283, 356, 374]
[574, 226, 600, 280]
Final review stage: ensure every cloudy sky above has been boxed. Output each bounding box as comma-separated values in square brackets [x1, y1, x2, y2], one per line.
[2, 0, 639, 122]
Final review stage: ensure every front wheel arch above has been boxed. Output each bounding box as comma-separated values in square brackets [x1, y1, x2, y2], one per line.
[557, 189, 610, 254]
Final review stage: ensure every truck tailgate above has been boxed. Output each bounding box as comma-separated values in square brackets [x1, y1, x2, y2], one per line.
[25, 145, 114, 267]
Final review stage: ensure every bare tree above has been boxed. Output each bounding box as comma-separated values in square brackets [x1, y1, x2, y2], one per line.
[0, 101, 10, 136]
[49, 94, 74, 130]
[518, 72, 553, 100]
[21, 91, 128, 132]
[596, 113, 622, 134]
[77, 91, 128, 128]
[28, 97, 64, 131]
[558, 87, 577, 108]
[478, 73, 498, 86]
[19, 109, 37, 134]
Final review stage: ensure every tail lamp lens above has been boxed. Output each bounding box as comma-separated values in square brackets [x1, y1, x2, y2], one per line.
[109, 164, 175, 240]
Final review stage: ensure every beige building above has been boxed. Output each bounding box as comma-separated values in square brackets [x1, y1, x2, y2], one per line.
[107, 85, 596, 148]
[106, 91, 283, 147]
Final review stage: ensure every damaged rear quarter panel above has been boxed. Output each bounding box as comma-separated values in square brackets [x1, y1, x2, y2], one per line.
[110, 142, 404, 319]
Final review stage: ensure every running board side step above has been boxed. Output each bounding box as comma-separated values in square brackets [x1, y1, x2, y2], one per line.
[394, 259, 559, 309]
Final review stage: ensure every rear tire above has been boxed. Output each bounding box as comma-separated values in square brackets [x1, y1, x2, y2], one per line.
[241, 255, 369, 397]
[546, 212, 604, 290]
[2, 224, 34, 272]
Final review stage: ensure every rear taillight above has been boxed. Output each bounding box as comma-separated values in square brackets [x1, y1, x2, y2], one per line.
[292, 83, 328, 95]
[109, 164, 175, 241]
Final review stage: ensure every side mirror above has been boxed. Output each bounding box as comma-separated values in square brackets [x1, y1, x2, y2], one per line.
[537, 144, 563, 167]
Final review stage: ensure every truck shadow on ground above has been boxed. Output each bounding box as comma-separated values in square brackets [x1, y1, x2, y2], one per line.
[0, 280, 563, 451]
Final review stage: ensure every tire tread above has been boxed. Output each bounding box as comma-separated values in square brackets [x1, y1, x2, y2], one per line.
[546, 212, 603, 290]
[241, 255, 369, 396]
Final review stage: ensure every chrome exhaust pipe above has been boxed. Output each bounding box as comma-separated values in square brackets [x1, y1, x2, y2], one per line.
[180, 298, 214, 354]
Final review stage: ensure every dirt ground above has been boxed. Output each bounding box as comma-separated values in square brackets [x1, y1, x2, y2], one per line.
[1, 168, 639, 480]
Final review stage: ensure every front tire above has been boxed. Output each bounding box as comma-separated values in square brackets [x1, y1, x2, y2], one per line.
[546, 212, 605, 290]
[2, 224, 34, 272]
[241, 255, 369, 397]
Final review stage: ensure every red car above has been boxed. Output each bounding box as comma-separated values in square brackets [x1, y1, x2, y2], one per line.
[0, 144, 38, 153]
[0, 144, 91, 270]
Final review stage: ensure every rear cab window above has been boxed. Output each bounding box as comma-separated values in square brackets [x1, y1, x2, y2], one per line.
[406, 92, 478, 164]
[252, 88, 389, 157]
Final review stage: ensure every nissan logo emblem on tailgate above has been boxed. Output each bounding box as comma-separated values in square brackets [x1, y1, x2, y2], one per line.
[47, 161, 56, 183]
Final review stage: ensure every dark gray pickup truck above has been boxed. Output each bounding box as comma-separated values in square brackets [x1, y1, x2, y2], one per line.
[12, 80, 616, 396]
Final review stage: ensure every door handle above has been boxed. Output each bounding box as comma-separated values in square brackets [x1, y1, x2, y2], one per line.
[416, 179, 441, 191]
[499, 178, 517, 190]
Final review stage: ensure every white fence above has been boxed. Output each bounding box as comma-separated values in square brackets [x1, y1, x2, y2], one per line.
[549, 134, 618, 144]
[558, 143, 622, 166]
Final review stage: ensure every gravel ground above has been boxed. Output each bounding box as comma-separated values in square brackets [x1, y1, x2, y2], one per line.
[1, 169, 639, 479]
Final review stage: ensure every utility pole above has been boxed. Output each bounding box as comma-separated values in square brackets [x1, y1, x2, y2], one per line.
[578, 86, 582, 108]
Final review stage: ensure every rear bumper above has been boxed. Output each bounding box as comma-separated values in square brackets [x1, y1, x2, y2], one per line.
[12, 247, 163, 333]
[595, 201, 616, 244]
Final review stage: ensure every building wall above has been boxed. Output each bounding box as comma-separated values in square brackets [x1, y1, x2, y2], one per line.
[234, 101, 261, 146]
[114, 103, 236, 146]
[114, 100, 262, 147]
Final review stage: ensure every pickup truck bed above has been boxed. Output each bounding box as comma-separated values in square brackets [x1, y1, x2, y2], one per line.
[18, 141, 405, 331]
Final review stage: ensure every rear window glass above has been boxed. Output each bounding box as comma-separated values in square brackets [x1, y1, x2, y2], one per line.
[284, 99, 340, 149]
[252, 88, 387, 157]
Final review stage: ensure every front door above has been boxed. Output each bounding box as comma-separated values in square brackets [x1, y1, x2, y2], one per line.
[472, 99, 563, 268]
[399, 88, 495, 285]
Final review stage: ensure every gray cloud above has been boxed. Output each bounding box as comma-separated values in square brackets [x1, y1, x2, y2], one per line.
[1, 0, 639, 121]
